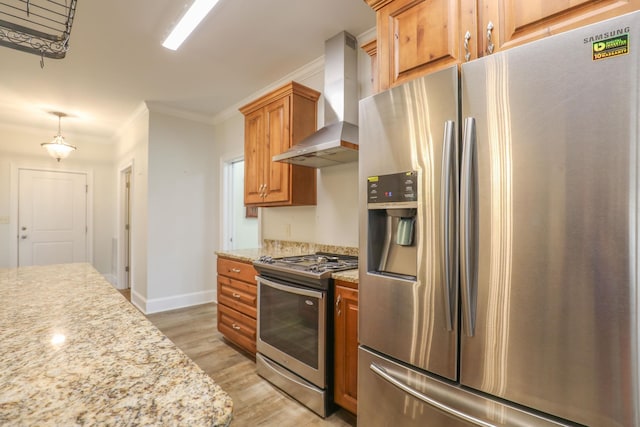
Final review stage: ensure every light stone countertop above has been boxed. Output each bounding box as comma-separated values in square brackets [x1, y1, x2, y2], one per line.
[332, 268, 358, 284]
[0, 263, 233, 426]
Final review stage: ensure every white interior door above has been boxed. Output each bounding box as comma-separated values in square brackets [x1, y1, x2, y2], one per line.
[124, 168, 131, 288]
[18, 169, 87, 266]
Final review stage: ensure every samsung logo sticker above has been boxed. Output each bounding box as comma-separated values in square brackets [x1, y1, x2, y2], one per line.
[584, 27, 630, 44]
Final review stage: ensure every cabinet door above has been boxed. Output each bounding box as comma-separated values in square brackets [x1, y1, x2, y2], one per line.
[263, 96, 291, 204]
[244, 108, 265, 205]
[218, 303, 257, 354]
[479, 0, 640, 54]
[334, 285, 359, 414]
[378, 0, 465, 90]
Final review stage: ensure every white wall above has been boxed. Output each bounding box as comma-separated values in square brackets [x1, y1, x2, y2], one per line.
[145, 109, 218, 313]
[0, 122, 116, 274]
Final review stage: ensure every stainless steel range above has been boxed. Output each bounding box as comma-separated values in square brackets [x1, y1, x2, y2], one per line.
[253, 252, 358, 417]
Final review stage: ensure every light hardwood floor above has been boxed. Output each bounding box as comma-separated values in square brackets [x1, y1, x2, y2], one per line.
[145, 302, 357, 427]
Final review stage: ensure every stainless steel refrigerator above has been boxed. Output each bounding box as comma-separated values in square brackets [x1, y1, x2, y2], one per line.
[358, 11, 640, 427]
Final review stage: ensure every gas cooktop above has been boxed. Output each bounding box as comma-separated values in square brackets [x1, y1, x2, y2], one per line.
[253, 252, 358, 286]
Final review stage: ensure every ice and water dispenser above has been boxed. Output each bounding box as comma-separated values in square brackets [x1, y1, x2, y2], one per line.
[367, 171, 418, 279]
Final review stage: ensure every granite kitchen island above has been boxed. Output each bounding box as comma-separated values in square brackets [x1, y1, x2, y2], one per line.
[0, 263, 232, 426]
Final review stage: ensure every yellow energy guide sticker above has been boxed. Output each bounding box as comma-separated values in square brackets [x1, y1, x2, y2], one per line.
[593, 34, 629, 61]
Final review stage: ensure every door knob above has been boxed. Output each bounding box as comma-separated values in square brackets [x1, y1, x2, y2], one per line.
[21, 235, 28, 239]
[21, 226, 27, 231]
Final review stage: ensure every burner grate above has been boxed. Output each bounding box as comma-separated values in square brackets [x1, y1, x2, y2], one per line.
[254, 252, 358, 285]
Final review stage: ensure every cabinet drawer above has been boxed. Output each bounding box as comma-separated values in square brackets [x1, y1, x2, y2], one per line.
[217, 257, 257, 284]
[218, 276, 257, 318]
[218, 303, 257, 354]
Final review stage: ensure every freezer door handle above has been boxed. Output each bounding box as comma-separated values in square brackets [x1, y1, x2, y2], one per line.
[440, 120, 457, 331]
[370, 363, 497, 427]
[460, 117, 477, 337]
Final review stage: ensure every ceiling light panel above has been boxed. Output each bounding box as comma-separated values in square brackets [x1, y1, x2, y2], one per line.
[162, 0, 220, 51]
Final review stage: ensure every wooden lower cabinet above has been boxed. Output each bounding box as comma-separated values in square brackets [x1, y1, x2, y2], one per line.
[218, 303, 257, 354]
[333, 280, 359, 414]
[217, 256, 258, 356]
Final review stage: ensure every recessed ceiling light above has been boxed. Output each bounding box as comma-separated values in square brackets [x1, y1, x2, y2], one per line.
[162, 0, 220, 51]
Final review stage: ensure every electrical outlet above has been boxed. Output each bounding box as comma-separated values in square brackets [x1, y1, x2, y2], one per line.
[0, 216, 9, 224]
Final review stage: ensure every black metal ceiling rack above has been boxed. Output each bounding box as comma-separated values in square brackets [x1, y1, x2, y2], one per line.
[0, 0, 78, 65]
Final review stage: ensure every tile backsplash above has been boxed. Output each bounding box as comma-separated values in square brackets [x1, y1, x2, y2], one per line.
[262, 239, 358, 256]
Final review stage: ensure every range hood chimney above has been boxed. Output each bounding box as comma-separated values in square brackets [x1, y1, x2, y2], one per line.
[273, 31, 359, 168]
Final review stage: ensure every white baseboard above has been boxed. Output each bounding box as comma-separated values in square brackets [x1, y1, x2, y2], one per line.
[137, 289, 216, 314]
[130, 287, 145, 313]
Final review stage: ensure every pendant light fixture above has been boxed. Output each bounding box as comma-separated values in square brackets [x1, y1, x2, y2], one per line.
[41, 112, 76, 162]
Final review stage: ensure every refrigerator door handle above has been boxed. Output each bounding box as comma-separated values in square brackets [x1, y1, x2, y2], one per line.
[460, 117, 477, 337]
[440, 120, 456, 331]
[370, 363, 497, 427]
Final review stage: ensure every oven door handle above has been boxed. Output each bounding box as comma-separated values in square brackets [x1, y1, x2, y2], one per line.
[257, 276, 324, 299]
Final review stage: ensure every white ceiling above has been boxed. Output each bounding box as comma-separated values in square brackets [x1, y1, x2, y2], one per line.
[0, 0, 375, 141]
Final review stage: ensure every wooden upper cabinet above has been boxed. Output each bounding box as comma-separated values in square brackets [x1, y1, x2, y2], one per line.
[360, 38, 378, 94]
[367, 0, 475, 91]
[366, 0, 639, 92]
[479, 0, 640, 55]
[240, 82, 320, 207]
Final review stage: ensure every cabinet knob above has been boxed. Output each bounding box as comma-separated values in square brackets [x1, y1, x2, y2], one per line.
[231, 323, 241, 331]
[230, 268, 241, 273]
[232, 292, 241, 299]
[336, 294, 342, 316]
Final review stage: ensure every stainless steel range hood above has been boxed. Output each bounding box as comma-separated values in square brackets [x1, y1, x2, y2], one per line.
[273, 31, 359, 168]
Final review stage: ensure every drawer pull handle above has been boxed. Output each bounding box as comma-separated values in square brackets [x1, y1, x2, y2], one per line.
[231, 323, 241, 331]
[232, 292, 241, 299]
[230, 268, 241, 273]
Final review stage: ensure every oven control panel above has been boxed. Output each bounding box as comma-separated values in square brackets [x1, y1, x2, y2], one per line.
[367, 171, 417, 204]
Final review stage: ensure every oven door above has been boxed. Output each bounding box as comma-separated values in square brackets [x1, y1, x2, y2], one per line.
[257, 275, 326, 388]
